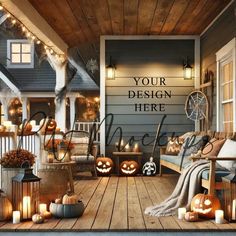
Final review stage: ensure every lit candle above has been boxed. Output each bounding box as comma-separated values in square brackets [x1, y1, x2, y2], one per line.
[215, 210, 224, 224]
[178, 207, 186, 220]
[47, 152, 54, 163]
[125, 143, 131, 152]
[13, 211, 20, 224]
[133, 143, 140, 152]
[56, 127, 60, 133]
[30, 120, 36, 127]
[232, 200, 236, 220]
[23, 196, 31, 219]
[3, 121, 12, 131]
[39, 203, 47, 214]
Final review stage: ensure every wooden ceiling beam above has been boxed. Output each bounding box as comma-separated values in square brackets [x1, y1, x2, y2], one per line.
[1, 0, 68, 54]
[137, 0, 157, 34]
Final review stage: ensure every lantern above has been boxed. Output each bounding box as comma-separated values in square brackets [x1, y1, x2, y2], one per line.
[12, 165, 41, 220]
[183, 57, 193, 80]
[106, 56, 115, 80]
[47, 149, 54, 163]
[57, 139, 70, 162]
[222, 173, 236, 222]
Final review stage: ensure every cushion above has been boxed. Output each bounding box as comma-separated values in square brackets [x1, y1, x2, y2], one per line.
[165, 137, 184, 155]
[201, 138, 226, 157]
[71, 155, 94, 163]
[160, 154, 191, 169]
[201, 169, 230, 182]
[178, 135, 209, 158]
[217, 139, 236, 171]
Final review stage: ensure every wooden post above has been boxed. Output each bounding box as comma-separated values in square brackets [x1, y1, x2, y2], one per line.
[21, 97, 28, 121]
[69, 96, 76, 130]
[46, 51, 67, 131]
[208, 159, 216, 195]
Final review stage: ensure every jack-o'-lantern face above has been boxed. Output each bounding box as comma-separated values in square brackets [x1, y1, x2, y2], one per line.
[96, 157, 113, 175]
[191, 193, 221, 218]
[120, 161, 139, 176]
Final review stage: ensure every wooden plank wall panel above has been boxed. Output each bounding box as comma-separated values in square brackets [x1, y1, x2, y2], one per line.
[200, 2, 236, 130]
[105, 40, 195, 159]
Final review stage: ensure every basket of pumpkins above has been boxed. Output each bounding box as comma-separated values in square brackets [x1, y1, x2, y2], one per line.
[49, 191, 84, 218]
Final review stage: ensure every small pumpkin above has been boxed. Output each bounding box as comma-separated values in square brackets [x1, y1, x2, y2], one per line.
[32, 214, 45, 224]
[19, 123, 32, 133]
[191, 193, 221, 218]
[96, 157, 113, 175]
[42, 211, 52, 219]
[0, 125, 6, 132]
[120, 160, 139, 176]
[62, 192, 79, 205]
[40, 118, 57, 133]
[55, 198, 62, 204]
[142, 157, 156, 176]
[185, 211, 199, 222]
[0, 190, 13, 221]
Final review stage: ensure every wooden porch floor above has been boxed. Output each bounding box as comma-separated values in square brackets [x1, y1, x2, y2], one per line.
[1, 175, 236, 232]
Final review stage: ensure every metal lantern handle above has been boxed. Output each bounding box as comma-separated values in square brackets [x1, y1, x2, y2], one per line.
[20, 160, 31, 169]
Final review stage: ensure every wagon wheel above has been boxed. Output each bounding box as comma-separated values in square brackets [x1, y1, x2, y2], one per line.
[185, 90, 209, 122]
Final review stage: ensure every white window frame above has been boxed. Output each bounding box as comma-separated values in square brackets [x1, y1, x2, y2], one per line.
[7, 39, 34, 69]
[216, 38, 236, 131]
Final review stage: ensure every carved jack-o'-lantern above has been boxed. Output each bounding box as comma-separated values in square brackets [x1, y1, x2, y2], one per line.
[165, 138, 184, 155]
[191, 193, 221, 218]
[96, 157, 113, 175]
[19, 123, 32, 133]
[120, 160, 139, 176]
[142, 157, 156, 176]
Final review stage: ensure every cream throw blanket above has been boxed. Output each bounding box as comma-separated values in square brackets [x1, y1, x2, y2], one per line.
[145, 160, 210, 216]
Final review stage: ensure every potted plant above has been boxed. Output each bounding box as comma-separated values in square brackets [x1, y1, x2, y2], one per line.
[0, 149, 35, 201]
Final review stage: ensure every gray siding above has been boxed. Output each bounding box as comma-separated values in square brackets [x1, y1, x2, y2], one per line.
[105, 40, 195, 160]
[0, 36, 98, 92]
[200, 2, 236, 130]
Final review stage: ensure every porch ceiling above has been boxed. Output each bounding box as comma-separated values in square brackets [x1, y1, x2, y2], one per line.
[28, 0, 231, 47]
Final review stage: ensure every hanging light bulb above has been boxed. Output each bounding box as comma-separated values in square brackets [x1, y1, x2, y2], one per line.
[44, 45, 48, 50]
[36, 40, 41, 45]
[6, 13, 11, 18]
[0, 5, 3, 10]
[11, 19, 16, 24]
[22, 26, 26, 32]
[49, 49, 54, 54]
[26, 32, 31, 37]
[31, 35, 36, 40]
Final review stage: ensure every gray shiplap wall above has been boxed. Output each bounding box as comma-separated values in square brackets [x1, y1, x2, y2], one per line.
[105, 40, 195, 160]
[200, 2, 236, 130]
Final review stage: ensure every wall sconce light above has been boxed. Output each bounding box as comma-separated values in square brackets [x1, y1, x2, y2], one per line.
[106, 56, 115, 80]
[183, 57, 193, 80]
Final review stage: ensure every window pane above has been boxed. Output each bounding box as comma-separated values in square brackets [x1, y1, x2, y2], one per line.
[22, 44, 31, 53]
[223, 102, 233, 122]
[21, 53, 31, 63]
[11, 53, 21, 63]
[223, 62, 233, 83]
[224, 122, 233, 132]
[223, 82, 233, 100]
[11, 43, 21, 53]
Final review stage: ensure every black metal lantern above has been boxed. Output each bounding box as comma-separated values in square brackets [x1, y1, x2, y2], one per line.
[12, 166, 41, 220]
[222, 173, 236, 222]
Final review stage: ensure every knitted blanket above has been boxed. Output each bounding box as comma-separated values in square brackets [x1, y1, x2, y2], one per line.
[145, 160, 210, 216]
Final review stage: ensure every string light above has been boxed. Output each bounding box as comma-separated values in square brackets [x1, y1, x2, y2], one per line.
[0, 3, 65, 58]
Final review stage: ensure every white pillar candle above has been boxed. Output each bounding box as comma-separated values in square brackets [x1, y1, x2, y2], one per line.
[178, 207, 186, 220]
[30, 120, 36, 127]
[39, 203, 47, 214]
[215, 210, 224, 224]
[12, 211, 20, 224]
[232, 200, 236, 220]
[133, 143, 139, 152]
[23, 196, 31, 219]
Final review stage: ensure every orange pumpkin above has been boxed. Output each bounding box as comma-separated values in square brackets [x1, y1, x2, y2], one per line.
[19, 123, 32, 133]
[191, 193, 221, 218]
[40, 118, 57, 133]
[120, 160, 139, 176]
[62, 192, 79, 205]
[0, 125, 6, 132]
[0, 190, 13, 221]
[96, 157, 113, 175]
[185, 211, 199, 222]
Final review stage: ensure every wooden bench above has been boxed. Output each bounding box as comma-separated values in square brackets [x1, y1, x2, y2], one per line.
[159, 131, 236, 195]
